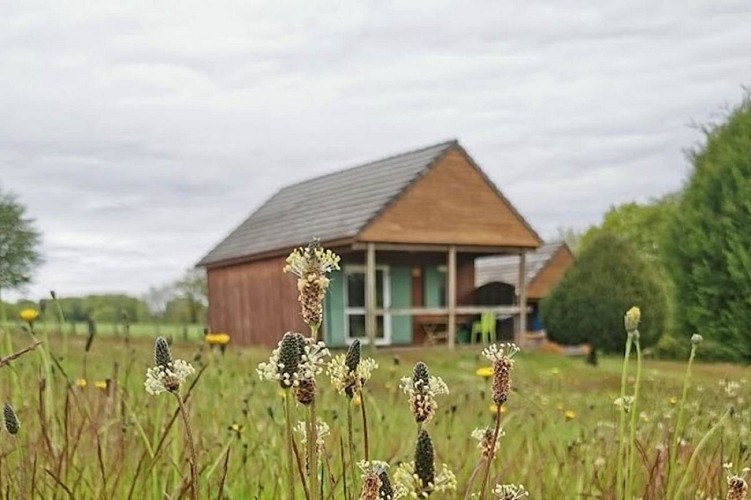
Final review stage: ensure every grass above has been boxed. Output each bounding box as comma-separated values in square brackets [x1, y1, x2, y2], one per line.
[5, 321, 206, 340]
[0, 330, 748, 498]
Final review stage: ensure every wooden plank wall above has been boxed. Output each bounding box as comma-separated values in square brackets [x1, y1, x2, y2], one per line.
[358, 148, 540, 247]
[207, 256, 307, 347]
[527, 246, 575, 300]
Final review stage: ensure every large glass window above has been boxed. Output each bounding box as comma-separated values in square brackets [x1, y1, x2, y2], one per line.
[344, 266, 389, 343]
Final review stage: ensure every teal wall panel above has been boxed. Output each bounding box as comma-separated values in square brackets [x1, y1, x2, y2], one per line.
[390, 266, 412, 345]
[324, 269, 346, 347]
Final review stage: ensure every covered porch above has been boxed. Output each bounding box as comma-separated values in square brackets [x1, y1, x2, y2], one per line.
[322, 242, 531, 349]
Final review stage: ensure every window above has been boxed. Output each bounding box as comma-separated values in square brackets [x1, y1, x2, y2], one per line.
[343, 266, 390, 344]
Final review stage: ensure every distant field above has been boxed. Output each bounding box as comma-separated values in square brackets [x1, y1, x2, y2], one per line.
[5, 320, 205, 340]
[0, 334, 747, 498]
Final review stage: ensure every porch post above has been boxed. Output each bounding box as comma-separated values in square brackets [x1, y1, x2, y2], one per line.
[365, 243, 377, 348]
[516, 250, 527, 347]
[447, 245, 457, 349]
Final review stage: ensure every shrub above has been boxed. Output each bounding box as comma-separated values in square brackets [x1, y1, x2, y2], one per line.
[541, 233, 668, 353]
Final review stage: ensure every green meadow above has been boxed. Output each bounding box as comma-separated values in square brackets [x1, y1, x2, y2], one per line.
[0, 330, 747, 499]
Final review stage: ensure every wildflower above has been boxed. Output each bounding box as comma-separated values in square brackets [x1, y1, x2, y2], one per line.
[75, 378, 88, 388]
[475, 366, 494, 380]
[294, 337, 330, 405]
[94, 380, 108, 390]
[472, 427, 504, 459]
[19, 308, 39, 325]
[400, 362, 449, 424]
[564, 410, 576, 421]
[550, 367, 560, 376]
[594, 457, 606, 469]
[294, 420, 329, 465]
[624, 306, 640, 333]
[724, 463, 750, 500]
[669, 396, 678, 405]
[257, 332, 306, 389]
[482, 343, 519, 406]
[329, 340, 378, 399]
[358, 461, 399, 500]
[691, 333, 703, 346]
[614, 396, 634, 414]
[145, 337, 195, 395]
[3, 403, 19, 435]
[205, 333, 230, 346]
[492, 484, 529, 499]
[228, 423, 245, 438]
[283, 242, 340, 327]
[394, 430, 456, 497]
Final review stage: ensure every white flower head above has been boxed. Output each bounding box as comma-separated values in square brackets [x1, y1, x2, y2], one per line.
[492, 484, 529, 499]
[614, 396, 635, 414]
[482, 343, 520, 363]
[400, 362, 449, 424]
[393, 461, 456, 497]
[328, 353, 378, 397]
[294, 420, 329, 450]
[283, 244, 341, 278]
[472, 427, 504, 459]
[256, 332, 306, 388]
[299, 338, 330, 382]
[145, 359, 195, 395]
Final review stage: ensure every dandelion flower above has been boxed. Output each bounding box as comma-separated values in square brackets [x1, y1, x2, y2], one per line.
[94, 380, 108, 390]
[482, 343, 519, 406]
[19, 308, 39, 324]
[564, 410, 576, 421]
[475, 366, 494, 380]
[205, 333, 230, 346]
[144, 337, 195, 395]
[75, 378, 88, 388]
[400, 362, 449, 424]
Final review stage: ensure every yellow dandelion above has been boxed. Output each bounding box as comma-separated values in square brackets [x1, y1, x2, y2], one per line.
[489, 405, 508, 415]
[551, 367, 560, 375]
[94, 380, 107, 390]
[564, 410, 576, 421]
[669, 396, 678, 405]
[75, 378, 87, 388]
[475, 366, 494, 380]
[19, 308, 39, 323]
[229, 423, 245, 434]
[556, 403, 564, 411]
[205, 333, 230, 346]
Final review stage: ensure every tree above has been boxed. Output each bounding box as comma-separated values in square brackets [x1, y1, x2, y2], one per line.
[0, 189, 42, 293]
[578, 195, 678, 264]
[173, 268, 207, 324]
[541, 233, 668, 354]
[664, 96, 751, 361]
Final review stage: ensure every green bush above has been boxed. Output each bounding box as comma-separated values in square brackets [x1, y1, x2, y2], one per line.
[663, 97, 751, 362]
[541, 233, 668, 354]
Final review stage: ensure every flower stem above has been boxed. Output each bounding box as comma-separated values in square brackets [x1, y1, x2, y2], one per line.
[359, 389, 370, 461]
[665, 344, 697, 498]
[478, 404, 502, 500]
[308, 399, 319, 500]
[626, 336, 642, 499]
[15, 435, 25, 500]
[175, 392, 199, 500]
[346, 400, 356, 500]
[285, 392, 297, 500]
[616, 333, 633, 499]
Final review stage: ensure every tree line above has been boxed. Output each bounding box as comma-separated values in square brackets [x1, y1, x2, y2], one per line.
[543, 93, 751, 362]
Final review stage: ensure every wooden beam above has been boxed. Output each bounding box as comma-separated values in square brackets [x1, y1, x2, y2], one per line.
[376, 306, 527, 316]
[351, 242, 533, 254]
[365, 243, 377, 348]
[447, 245, 457, 349]
[517, 250, 527, 347]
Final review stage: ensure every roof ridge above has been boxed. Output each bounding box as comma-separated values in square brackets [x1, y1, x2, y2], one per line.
[276, 139, 457, 193]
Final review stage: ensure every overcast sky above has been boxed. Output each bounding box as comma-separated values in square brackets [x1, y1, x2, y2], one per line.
[2, 1, 750, 300]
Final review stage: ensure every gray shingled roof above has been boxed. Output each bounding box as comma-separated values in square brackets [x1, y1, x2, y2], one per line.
[198, 140, 456, 266]
[474, 242, 566, 288]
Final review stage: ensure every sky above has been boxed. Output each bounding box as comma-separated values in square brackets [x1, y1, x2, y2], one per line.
[2, 1, 750, 300]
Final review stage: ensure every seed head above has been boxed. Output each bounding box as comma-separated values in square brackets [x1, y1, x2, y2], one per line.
[413, 361, 429, 387]
[295, 378, 316, 405]
[3, 403, 20, 435]
[415, 430, 435, 493]
[482, 344, 518, 406]
[724, 463, 750, 500]
[691, 334, 703, 346]
[154, 337, 173, 368]
[400, 361, 449, 424]
[346, 339, 362, 372]
[278, 332, 304, 388]
[493, 484, 529, 499]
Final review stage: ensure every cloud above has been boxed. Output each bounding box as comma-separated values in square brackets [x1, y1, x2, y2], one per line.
[1, 0, 749, 299]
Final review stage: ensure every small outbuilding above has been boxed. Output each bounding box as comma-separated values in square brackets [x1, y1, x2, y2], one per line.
[198, 140, 543, 348]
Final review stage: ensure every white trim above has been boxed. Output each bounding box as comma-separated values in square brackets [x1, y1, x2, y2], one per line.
[343, 264, 391, 345]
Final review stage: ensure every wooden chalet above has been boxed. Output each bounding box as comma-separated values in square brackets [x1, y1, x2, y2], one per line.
[197, 140, 543, 348]
[475, 241, 575, 332]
